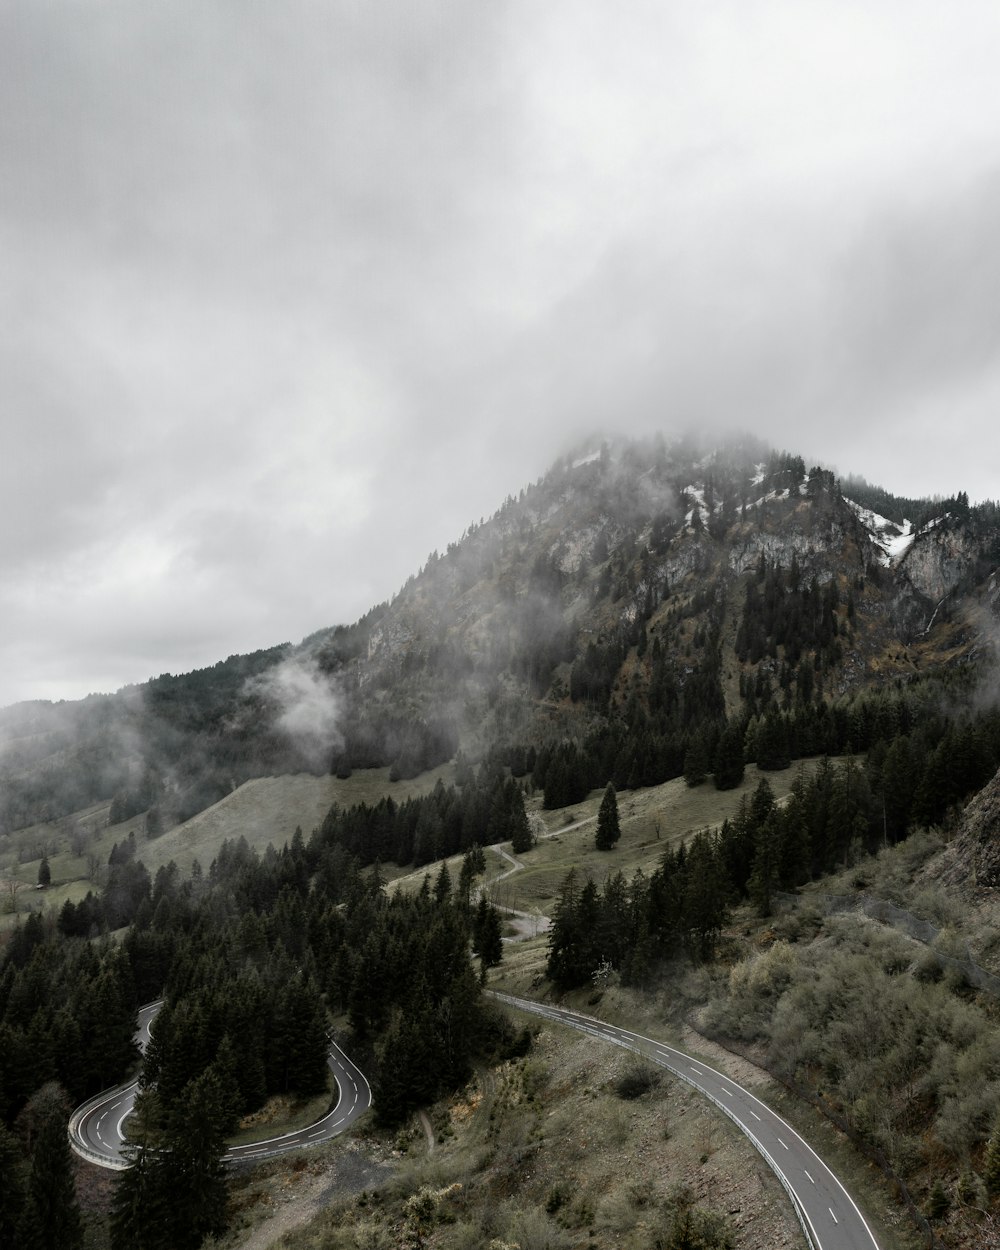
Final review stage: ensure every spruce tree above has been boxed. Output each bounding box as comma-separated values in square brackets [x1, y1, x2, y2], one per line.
[0, 1122, 26, 1246]
[18, 1083, 84, 1250]
[595, 783, 621, 851]
[748, 814, 781, 917]
[713, 721, 745, 790]
[159, 1068, 230, 1249]
[472, 898, 504, 972]
[683, 733, 710, 787]
[110, 1143, 172, 1250]
[509, 787, 533, 854]
[37, 855, 51, 888]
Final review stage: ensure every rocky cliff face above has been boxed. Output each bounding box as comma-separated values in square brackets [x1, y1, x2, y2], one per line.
[899, 520, 979, 605]
[940, 765, 1000, 888]
[5, 434, 999, 832]
[319, 438, 998, 758]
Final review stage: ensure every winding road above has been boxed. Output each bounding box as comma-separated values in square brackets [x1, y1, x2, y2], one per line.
[69, 1002, 372, 1171]
[70, 826, 883, 1250]
[490, 990, 880, 1250]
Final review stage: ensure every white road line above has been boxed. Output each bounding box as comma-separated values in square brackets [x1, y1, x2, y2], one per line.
[492, 991, 882, 1250]
[722, 1088, 733, 1097]
[829, 1208, 839, 1224]
[805, 1170, 815, 1184]
[777, 1137, 789, 1150]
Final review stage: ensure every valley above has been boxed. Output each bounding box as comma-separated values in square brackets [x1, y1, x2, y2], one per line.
[3, 436, 1000, 1250]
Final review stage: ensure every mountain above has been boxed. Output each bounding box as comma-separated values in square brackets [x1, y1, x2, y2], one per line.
[2, 432, 999, 839]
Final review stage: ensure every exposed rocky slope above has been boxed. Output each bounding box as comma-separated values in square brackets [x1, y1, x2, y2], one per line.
[939, 763, 1000, 888]
[2, 433, 999, 835]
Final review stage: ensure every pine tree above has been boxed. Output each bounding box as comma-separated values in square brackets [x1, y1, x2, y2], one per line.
[37, 855, 51, 888]
[18, 1083, 84, 1250]
[681, 833, 729, 962]
[509, 787, 533, 854]
[472, 898, 504, 973]
[712, 721, 745, 790]
[748, 814, 781, 917]
[0, 1122, 26, 1246]
[110, 1143, 172, 1250]
[683, 732, 711, 787]
[159, 1068, 230, 1249]
[595, 783, 621, 851]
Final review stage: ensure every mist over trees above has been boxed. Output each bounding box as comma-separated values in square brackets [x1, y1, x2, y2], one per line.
[4, 434, 1000, 1246]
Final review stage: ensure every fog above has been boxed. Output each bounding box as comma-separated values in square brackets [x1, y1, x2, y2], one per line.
[3, 1, 1000, 708]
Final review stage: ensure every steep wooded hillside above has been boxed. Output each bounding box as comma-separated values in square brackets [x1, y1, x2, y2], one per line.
[2, 433, 999, 837]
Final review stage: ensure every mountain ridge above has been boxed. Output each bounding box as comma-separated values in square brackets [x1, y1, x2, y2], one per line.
[2, 432, 998, 838]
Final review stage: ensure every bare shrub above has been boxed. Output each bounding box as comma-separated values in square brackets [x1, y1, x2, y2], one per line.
[614, 1062, 663, 1101]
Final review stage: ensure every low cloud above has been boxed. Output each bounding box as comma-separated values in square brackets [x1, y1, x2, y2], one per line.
[250, 655, 343, 772]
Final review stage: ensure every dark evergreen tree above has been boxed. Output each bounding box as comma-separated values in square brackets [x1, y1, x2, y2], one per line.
[158, 1068, 230, 1249]
[681, 832, 729, 961]
[472, 897, 504, 973]
[110, 1143, 172, 1250]
[595, 783, 621, 850]
[712, 720, 745, 790]
[756, 707, 791, 770]
[683, 731, 711, 787]
[509, 788, 534, 854]
[748, 814, 781, 917]
[0, 1122, 26, 1246]
[37, 855, 51, 888]
[18, 1083, 84, 1250]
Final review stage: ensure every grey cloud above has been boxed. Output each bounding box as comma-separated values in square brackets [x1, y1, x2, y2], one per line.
[3, 2, 1000, 708]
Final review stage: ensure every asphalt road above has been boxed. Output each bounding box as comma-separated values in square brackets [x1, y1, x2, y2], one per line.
[491, 990, 881, 1250]
[69, 1002, 371, 1170]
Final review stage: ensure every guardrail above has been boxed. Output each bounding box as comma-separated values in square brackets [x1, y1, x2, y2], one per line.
[624, 1034, 820, 1250]
[491, 993, 820, 1250]
[67, 1082, 133, 1171]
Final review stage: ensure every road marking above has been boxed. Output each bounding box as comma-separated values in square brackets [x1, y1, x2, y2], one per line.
[777, 1138, 789, 1150]
[750, 1110, 762, 1121]
[805, 1170, 815, 1184]
[690, 1066, 705, 1075]
[722, 1088, 733, 1097]
[829, 1208, 839, 1225]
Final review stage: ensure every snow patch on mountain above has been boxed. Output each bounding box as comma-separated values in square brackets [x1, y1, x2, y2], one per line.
[844, 499, 916, 566]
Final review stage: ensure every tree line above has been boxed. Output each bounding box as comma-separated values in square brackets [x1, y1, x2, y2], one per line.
[545, 736, 1000, 996]
[1, 809, 515, 1248]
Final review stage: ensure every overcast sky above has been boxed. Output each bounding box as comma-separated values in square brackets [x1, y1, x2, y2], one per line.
[3, 1, 1000, 709]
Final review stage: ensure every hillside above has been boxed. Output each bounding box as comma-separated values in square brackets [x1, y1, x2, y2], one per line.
[6, 434, 1000, 1249]
[3, 433, 999, 849]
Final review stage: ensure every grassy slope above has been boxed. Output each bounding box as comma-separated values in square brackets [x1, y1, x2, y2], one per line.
[2, 753, 945, 1248]
[220, 1006, 806, 1250]
[0, 765, 456, 928]
[388, 760, 833, 914]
